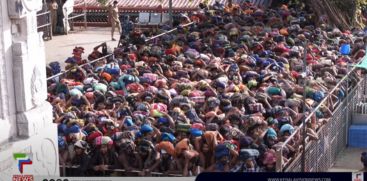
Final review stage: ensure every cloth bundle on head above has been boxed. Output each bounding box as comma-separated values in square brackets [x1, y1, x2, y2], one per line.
[94, 136, 113, 146]
[191, 123, 205, 130]
[185, 48, 200, 59]
[158, 117, 168, 125]
[161, 132, 176, 143]
[74, 140, 89, 150]
[206, 123, 219, 131]
[207, 97, 220, 108]
[247, 79, 258, 89]
[58, 124, 67, 135]
[113, 131, 135, 141]
[151, 103, 168, 117]
[239, 148, 259, 161]
[104, 63, 120, 75]
[87, 130, 103, 143]
[190, 128, 203, 137]
[215, 144, 230, 159]
[280, 124, 295, 136]
[65, 124, 80, 135]
[126, 83, 144, 93]
[239, 135, 254, 148]
[65, 57, 77, 64]
[176, 123, 191, 133]
[266, 128, 277, 139]
[93, 83, 108, 94]
[69, 88, 83, 97]
[140, 124, 154, 134]
[67, 119, 85, 127]
[313, 91, 325, 102]
[156, 141, 175, 156]
[100, 72, 112, 82]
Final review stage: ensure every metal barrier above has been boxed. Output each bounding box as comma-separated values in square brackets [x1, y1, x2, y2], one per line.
[47, 54, 113, 81]
[65, 0, 87, 35]
[145, 22, 194, 42]
[47, 22, 195, 81]
[37, 10, 52, 40]
[276, 61, 365, 172]
[59, 165, 183, 177]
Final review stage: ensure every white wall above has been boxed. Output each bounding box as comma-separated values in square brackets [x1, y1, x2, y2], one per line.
[0, 0, 17, 145]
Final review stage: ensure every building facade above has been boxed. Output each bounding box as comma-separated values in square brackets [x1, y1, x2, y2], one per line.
[0, 0, 59, 180]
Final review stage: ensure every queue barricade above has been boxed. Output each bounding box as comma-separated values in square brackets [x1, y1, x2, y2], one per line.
[59, 164, 183, 177]
[276, 60, 365, 172]
[47, 54, 114, 81]
[65, 0, 88, 35]
[37, 10, 52, 40]
[46, 21, 195, 81]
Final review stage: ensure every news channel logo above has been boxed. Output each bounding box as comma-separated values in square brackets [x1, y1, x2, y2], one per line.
[12, 153, 33, 181]
[13, 153, 32, 174]
[353, 172, 364, 181]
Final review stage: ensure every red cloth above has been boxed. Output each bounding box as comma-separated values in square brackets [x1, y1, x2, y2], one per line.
[291, 71, 300, 78]
[115, 90, 125, 96]
[87, 131, 103, 143]
[165, 48, 175, 55]
[191, 123, 205, 130]
[120, 64, 131, 71]
[128, 54, 137, 62]
[156, 141, 175, 156]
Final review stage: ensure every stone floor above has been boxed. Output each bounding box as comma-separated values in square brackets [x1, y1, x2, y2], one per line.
[45, 27, 118, 69]
[329, 147, 366, 172]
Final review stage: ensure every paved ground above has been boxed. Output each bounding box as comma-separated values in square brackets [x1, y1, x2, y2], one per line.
[329, 148, 366, 172]
[45, 27, 118, 69]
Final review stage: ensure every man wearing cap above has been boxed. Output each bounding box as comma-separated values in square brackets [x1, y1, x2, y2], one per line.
[70, 140, 90, 176]
[109, 1, 121, 41]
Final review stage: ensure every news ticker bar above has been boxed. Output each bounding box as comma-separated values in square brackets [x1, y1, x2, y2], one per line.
[15, 172, 367, 181]
[197, 172, 365, 181]
[33, 177, 193, 181]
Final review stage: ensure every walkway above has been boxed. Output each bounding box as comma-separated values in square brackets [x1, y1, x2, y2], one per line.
[45, 27, 117, 68]
[329, 148, 365, 172]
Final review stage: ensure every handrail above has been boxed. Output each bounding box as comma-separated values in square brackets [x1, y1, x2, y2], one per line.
[60, 165, 183, 177]
[38, 23, 52, 29]
[36, 10, 52, 40]
[48, 22, 194, 81]
[277, 57, 364, 171]
[37, 11, 50, 17]
[47, 54, 113, 81]
[145, 22, 194, 42]
[65, 0, 87, 35]
[68, 13, 86, 20]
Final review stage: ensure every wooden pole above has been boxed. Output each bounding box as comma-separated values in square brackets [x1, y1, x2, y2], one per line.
[169, 0, 173, 27]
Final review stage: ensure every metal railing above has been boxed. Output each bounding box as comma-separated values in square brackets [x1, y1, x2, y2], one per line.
[276, 58, 365, 172]
[47, 21, 195, 81]
[59, 165, 183, 177]
[145, 22, 194, 42]
[37, 10, 52, 40]
[47, 54, 113, 81]
[65, 0, 87, 35]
